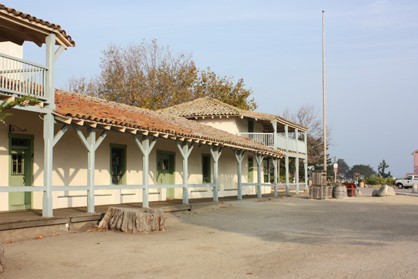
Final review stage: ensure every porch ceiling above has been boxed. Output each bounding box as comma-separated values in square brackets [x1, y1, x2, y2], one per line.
[53, 91, 284, 158]
[0, 4, 75, 47]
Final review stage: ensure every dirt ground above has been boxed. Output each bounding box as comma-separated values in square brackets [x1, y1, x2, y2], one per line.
[2, 194, 418, 278]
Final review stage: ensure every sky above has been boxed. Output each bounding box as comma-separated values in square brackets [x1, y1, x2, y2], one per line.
[3, 0, 418, 177]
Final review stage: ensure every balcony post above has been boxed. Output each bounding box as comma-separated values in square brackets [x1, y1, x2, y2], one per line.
[45, 34, 55, 108]
[271, 120, 278, 149]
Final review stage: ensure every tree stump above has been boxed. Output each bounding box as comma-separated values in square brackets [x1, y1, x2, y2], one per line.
[98, 207, 166, 233]
[0, 243, 5, 273]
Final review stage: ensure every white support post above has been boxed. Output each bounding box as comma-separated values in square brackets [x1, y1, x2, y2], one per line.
[255, 154, 264, 199]
[285, 125, 290, 196]
[295, 157, 300, 195]
[134, 135, 156, 208]
[42, 113, 54, 217]
[304, 131, 309, 191]
[86, 128, 96, 213]
[74, 127, 108, 213]
[210, 146, 222, 202]
[304, 159, 309, 191]
[271, 120, 278, 149]
[295, 128, 300, 195]
[272, 158, 278, 197]
[176, 142, 194, 204]
[45, 34, 55, 108]
[234, 150, 244, 200]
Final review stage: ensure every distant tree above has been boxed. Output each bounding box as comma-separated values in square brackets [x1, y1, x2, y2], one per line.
[377, 159, 391, 178]
[336, 158, 350, 178]
[69, 39, 256, 110]
[193, 68, 256, 110]
[282, 104, 331, 172]
[346, 164, 376, 179]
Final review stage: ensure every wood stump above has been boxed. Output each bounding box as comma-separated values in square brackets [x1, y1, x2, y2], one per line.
[0, 243, 5, 273]
[98, 207, 166, 233]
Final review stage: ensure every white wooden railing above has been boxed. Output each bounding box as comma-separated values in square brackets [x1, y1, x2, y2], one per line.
[240, 132, 307, 154]
[239, 132, 274, 147]
[0, 53, 47, 99]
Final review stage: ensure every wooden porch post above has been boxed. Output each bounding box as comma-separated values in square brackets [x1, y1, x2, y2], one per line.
[210, 146, 222, 202]
[304, 131, 309, 191]
[176, 142, 194, 204]
[41, 33, 67, 217]
[285, 125, 290, 196]
[304, 159, 309, 191]
[295, 129, 300, 195]
[234, 150, 244, 200]
[134, 135, 156, 208]
[75, 127, 108, 213]
[42, 113, 54, 217]
[272, 158, 278, 197]
[255, 154, 264, 199]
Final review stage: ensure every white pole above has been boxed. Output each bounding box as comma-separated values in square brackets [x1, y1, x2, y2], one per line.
[322, 11, 327, 173]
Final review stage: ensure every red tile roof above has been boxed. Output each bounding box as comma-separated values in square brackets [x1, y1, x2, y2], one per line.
[0, 4, 75, 47]
[54, 91, 283, 158]
[159, 97, 307, 131]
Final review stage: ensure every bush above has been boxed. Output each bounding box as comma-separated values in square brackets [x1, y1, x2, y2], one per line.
[365, 176, 395, 185]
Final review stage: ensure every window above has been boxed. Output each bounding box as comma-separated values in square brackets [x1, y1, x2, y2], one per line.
[248, 120, 254, 133]
[110, 145, 126, 185]
[11, 153, 24, 175]
[202, 154, 211, 183]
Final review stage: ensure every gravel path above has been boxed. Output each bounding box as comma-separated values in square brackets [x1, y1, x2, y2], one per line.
[2, 195, 418, 278]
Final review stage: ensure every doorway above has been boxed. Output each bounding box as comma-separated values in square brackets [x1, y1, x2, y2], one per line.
[9, 135, 33, 210]
[157, 151, 175, 199]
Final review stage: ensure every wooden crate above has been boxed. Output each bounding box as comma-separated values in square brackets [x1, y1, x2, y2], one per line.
[312, 171, 327, 186]
[309, 185, 333, 199]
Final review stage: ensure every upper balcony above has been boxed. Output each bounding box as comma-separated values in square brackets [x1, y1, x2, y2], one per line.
[0, 4, 75, 106]
[0, 52, 47, 100]
[240, 132, 307, 155]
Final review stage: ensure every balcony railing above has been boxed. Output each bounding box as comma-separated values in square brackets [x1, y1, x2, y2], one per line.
[240, 132, 274, 147]
[240, 132, 307, 154]
[0, 53, 47, 99]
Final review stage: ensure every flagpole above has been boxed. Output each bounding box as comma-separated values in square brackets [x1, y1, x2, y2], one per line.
[322, 10, 327, 173]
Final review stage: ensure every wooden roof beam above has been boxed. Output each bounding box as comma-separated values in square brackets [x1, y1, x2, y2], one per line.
[97, 123, 111, 130]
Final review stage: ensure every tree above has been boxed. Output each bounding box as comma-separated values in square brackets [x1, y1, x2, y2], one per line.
[281, 104, 331, 171]
[377, 159, 391, 178]
[336, 158, 350, 178]
[346, 164, 376, 179]
[0, 96, 37, 122]
[69, 39, 256, 111]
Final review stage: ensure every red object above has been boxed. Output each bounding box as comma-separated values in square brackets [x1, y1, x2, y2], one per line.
[344, 183, 356, 197]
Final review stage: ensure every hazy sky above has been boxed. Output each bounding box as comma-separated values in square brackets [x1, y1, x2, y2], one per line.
[4, 0, 417, 177]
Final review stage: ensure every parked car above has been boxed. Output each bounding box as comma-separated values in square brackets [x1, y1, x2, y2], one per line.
[395, 175, 418, 189]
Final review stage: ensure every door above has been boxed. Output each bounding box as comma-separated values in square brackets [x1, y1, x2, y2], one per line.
[9, 136, 33, 210]
[157, 151, 175, 199]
